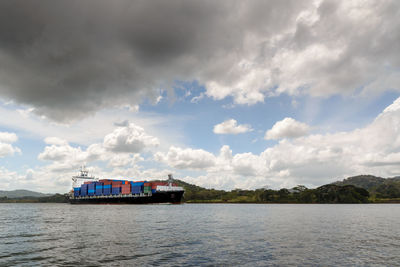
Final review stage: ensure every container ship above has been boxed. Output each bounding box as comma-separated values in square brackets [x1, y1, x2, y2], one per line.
[68, 167, 184, 204]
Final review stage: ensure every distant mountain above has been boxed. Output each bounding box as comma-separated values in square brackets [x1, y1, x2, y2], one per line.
[0, 190, 51, 198]
[333, 175, 386, 190]
[333, 175, 400, 190]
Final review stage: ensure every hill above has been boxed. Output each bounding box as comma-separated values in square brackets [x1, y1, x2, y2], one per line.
[0, 190, 51, 198]
[333, 175, 400, 199]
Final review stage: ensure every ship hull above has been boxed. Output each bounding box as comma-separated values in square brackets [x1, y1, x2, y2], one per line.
[69, 190, 184, 204]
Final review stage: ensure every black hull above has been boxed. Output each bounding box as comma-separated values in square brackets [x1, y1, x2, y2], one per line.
[69, 191, 184, 204]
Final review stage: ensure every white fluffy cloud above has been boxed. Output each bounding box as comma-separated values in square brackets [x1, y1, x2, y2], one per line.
[159, 97, 400, 190]
[265, 117, 310, 140]
[44, 137, 68, 146]
[213, 119, 253, 134]
[38, 122, 154, 172]
[0, 132, 17, 143]
[155, 146, 216, 170]
[0, 132, 20, 158]
[103, 123, 159, 153]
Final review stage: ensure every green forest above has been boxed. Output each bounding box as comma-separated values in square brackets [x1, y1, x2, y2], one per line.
[176, 174, 400, 203]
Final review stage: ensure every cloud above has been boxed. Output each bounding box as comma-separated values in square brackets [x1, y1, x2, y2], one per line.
[44, 137, 68, 146]
[160, 97, 400, 190]
[265, 117, 310, 140]
[0, 132, 20, 157]
[103, 122, 159, 153]
[12, 96, 400, 192]
[0, 132, 18, 143]
[213, 119, 253, 134]
[38, 122, 155, 172]
[155, 146, 216, 170]
[0, 1, 399, 121]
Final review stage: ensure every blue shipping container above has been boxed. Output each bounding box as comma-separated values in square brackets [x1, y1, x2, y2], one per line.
[88, 183, 95, 190]
[95, 186, 103, 195]
[88, 189, 95, 196]
[80, 184, 88, 195]
[74, 187, 80, 197]
[131, 185, 142, 194]
[103, 184, 111, 189]
[112, 187, 121, 195]
[103, 188, 111, 195]
[151, 189, 156, 194]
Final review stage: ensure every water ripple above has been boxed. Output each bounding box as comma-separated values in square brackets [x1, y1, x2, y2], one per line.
[0, 203, 400, 266]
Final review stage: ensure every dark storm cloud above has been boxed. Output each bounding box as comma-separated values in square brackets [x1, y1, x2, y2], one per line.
[0, 0, 399, 121]
[0, 0, 310, 121]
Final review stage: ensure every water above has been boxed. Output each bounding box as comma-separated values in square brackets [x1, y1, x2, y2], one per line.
[0, 204, 399, 266]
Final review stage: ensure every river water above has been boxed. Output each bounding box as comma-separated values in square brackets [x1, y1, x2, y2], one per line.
[0, 203, 399, 266]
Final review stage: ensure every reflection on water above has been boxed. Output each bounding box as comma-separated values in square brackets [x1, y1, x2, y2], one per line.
[0, 203, 399, 266]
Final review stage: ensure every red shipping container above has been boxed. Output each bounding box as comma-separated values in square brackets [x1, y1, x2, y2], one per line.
[84, 181, 92, 184]
[112, 181, 122, 187]
[144, 182, 151, 187]
[121, 184, 131, 194]
[151, 182, 167, 189]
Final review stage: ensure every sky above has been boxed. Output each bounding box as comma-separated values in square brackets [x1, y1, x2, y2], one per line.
[0, 0, 400, 193]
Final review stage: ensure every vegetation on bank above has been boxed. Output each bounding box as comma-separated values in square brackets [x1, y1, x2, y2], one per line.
[0, 194, 68, 203]
[1, 175, 399, 203]
[176, 181, 371, 204]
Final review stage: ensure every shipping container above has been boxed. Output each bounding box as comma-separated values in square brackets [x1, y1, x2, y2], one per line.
[143, 186, 151, 194]
[74, 187, 80, 197]
[80, 184, 88, 196]
[131, 185, 142, 194]
[121, 184, 131, 194]
[88, 189, 95, 196]
[112, 187, 121, 195]
[103, 188, 111, 195]
[112, 181, 123, 187]
[95, 185, 103, 195]
[151, 182, 167, 189]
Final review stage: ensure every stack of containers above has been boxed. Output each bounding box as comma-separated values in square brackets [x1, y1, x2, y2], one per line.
[112, 181, 122, 195]
[95, 182, 103, 196]
[131, 181, 144, 194]
[88, 182, 95, 196]
[101, 180, 112, 195]
[121, 183, 131, 195]
[73, 187, 80, 197]
[143, 182, 151, 194]
[80, 184, 88, 196]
